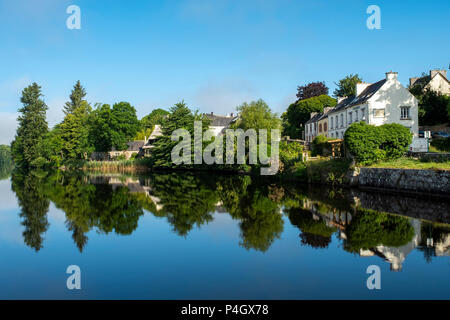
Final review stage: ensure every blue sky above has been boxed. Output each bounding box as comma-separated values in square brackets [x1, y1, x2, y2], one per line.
[0, 0, 449, 144]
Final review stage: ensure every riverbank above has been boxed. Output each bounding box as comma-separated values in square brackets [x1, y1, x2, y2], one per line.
[79, 157, 450, 195]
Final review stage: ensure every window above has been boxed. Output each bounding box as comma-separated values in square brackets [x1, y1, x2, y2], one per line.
[340, 114, 343, 127]
[349, 112, 353, 124]
[319, 123, 322, 133]
[330, 117, 334, 129]
[361, 108, 365, 121]
[400, 106, 411, 119]
[335, 116, 338, 128]
[374, 109, 385, 117]
[355, 110, 358, 122]
[324, 122, 327, 132]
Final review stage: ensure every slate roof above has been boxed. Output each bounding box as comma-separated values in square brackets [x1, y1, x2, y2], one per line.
[204, 114, 238, 127]
[305, 112, 324, 125]
[126, 140, 145, 151]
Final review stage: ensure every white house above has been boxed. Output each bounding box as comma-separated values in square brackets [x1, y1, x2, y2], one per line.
[327, 72, 419, 142]
[203, 112, 238, 136]
[409, 69, 450, 96]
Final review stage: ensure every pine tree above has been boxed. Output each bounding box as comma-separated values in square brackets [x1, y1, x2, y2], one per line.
[64, 80, 86, 115]
[11, 83, 49, 170]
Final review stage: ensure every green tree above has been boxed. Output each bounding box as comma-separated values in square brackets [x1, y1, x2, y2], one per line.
[89, 104, 114, 152]
[60, 100, 93, 160]
[64, 80, 87, 115]
[333, 74, 363, 97]
[282, 95, 336, 139]
[233, 99, 281, 132]
[150, 101, 209, 168]
[11, 83, 49, 170]
[110, 102, 141, 150]
[410, 89, 450, 125]
[141, 108, 170, 130]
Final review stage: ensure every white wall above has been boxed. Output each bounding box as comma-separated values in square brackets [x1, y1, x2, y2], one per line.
[426, 74, 450, 96]
[368, 79, 419, 137]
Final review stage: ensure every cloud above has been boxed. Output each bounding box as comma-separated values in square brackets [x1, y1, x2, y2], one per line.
[194, 78, 258, 115]
[0, 112, 18, 145]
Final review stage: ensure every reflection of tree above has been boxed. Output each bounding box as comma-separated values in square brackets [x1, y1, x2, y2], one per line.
[48, 174, 144, 250]
[287, 208, 336, 249]
[11, 172, 50, 252]
[344, 209, 415, 253]
[217, 177, 283, 252]
[147, 173, 218, 236]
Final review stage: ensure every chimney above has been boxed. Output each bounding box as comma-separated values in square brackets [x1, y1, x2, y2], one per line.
[430, 69, 447, 79]
[356, 83, 372, 96]
[210, 112, 214, 116]
[230, 112, 234, 117]
[337, 96, 347, 104]
[310, 112, 318, 119]
[409, 77, 420, 87]
[385, 71, 398, 81]
[323, 107, 333, 114]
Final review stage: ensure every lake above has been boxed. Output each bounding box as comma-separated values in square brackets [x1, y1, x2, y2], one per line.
[0, 171, 449, 299]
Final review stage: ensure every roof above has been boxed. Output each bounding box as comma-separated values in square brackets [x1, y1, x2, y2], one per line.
[328, 79, 387, 115]
[126, 140, 145, 151]
[346, 79, 386, 108]
[305, 112, 323, 125]
[204, 114, 238, 127]
[148, 124, 163, 140]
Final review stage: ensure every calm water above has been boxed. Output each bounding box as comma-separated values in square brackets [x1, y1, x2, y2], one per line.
[0, 171, 449, 299]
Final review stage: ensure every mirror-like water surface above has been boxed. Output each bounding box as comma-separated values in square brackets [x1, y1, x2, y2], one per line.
[0, 171, 449, 299]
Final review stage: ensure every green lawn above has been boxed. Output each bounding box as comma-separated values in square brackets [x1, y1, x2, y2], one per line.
[368, 158, 450, 170]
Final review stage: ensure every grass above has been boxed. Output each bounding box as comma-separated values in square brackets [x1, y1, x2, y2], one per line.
[368, 158, 450, 170]
[81, 158, 152, 173]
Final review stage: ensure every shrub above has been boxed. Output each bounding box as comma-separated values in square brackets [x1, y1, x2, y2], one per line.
[431, 137, 450, 152]
[311, 135, 330, 156]
[345, 122, 412, 165]
[279, 141, 303, 165]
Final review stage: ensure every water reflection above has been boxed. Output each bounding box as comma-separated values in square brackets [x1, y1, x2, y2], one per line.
[9, 171, 450, 269]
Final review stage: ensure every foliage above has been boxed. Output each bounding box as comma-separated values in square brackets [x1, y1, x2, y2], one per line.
[306, 158, 352, 185]
[233, 99, 281, 133]
[430, 137, 450, 152]
[279, 141, 303, 166]
[296, 81, 329, 101]
[333, 74, 363, 98]
[0, 145, 14, 179]
[149, 101, 210, 168]
[282, 95, 336, 139]
[64, 80, 87, 115]
[134, 127, 153, 140]
[11, 172, 50, 251]
[287, 208, 336, 249]
[368, 157, 450, 170]
[89, 103, 114, 152]
[110, 102, 141, 151]
[344, 122, 412, 165]
[345, 209, 415, 253]
[311, 135, 330, 156]
[11, 83, 49, 170]
[60, 100, 93, 160]
[410, 86, 450, 126]
[141, 108, 170, 130]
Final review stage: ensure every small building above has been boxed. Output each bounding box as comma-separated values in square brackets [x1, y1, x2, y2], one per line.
[409, 69, 450, 96]
[141, 124, 163, 156]
[203, 112, 239, 136]
[109, 140, 145, 160]
[304, 107, 333, 143]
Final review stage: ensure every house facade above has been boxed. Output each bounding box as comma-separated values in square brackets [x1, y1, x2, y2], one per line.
[409, 69, 450, 96]
[327, 71, 419, 140]
[305, 107, 333, 143]
[203, 112, 238, 136]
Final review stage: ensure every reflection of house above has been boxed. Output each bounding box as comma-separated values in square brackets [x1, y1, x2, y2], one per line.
[357, 219, 422, 272]
[203, 112, 239, 136]
[409, 69, 450, 96]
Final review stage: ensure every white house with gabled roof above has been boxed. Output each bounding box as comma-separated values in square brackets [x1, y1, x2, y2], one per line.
[327, 72, 419, 141]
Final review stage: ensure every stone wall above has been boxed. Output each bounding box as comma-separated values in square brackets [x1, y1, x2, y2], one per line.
[357, 167, 450, 195]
